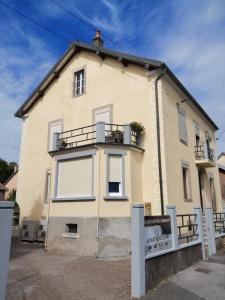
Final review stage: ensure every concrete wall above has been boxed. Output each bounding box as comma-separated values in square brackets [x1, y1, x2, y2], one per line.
[161, 75, 222, 213]
[47, 216, 130, 258]
[145, 244, 202, 290]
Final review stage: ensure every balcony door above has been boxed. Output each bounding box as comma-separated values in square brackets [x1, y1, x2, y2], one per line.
[93, 105, 111, 124]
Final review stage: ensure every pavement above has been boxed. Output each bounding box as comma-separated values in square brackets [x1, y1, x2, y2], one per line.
[7, 241, 131, 300]
[142, 252, 225, 300]
[7, 242, 225, 300]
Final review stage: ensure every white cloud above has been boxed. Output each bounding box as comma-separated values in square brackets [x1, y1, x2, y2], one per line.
[0, 17, 56, 162]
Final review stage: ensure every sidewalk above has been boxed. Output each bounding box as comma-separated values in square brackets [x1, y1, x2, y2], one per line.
[142, 253, 225, 300]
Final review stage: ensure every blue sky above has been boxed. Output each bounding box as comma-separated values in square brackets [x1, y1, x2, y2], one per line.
[0, 0, 225, 162]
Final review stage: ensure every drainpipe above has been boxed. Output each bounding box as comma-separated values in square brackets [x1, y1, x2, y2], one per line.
[94, 145, 101, 258]
[154, 65, 167, 215]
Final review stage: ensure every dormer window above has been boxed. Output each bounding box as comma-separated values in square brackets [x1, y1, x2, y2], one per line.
[74, 69, 85, 96]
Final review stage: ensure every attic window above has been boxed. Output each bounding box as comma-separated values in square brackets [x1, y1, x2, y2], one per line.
[74, 69, 85, 96]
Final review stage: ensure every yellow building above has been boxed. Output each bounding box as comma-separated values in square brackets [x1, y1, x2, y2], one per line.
[15, 31, 222, 257]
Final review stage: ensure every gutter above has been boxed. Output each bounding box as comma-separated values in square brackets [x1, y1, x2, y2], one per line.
[154, 65, 167, 215]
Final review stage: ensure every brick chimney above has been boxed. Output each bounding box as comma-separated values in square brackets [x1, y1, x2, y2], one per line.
[92, 29, 104, 47]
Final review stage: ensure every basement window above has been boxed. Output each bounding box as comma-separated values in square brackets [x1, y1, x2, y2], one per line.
[66, 223, 77, 233]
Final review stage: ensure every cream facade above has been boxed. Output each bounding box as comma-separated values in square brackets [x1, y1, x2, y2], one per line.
[15, 37, 223, 257]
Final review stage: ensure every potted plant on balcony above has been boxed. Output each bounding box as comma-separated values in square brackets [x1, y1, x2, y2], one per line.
[59, 139, 68, 149]
[107, 129, 124, 144]
[130, 121, 145, 145]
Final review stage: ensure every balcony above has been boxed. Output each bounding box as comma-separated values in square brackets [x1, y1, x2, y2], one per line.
[194, 144, 215, 168]
[51, 122, 142, 152]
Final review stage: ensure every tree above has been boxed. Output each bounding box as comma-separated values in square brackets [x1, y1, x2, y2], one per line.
[0, 159, 17, 183]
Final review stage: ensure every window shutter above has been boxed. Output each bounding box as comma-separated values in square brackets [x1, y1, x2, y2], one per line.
[109, 155, 122, 182]
[178, 109, 187, 143]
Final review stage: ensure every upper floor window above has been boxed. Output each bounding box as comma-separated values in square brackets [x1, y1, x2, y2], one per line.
[181, 162, 192, 201]
[74, 69, 85, 96]
[108, 154, 123, 196]
[178, 108, 188, 144]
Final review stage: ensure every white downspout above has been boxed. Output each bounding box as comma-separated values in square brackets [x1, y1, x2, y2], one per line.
[94, 145, 101, 258]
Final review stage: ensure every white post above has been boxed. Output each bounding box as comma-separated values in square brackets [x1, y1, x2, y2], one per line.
[123, 124, 131, 145]
[131, 203, 145, 298]
[193, 207, 206, 259]
[205, 207, 216, 256]
[96, 122, 105, 143]
[0, 201, 14, 300]
[166, 205, 179, 249]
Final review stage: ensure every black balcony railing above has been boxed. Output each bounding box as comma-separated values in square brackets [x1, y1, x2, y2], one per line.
[176, 214, 198, 244]
[55, 122, 141, 151]
[194, 144, 214, 162]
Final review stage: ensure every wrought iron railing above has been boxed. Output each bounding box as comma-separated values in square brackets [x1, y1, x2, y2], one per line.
[213, 212, 225, 236]
[58, 124, 96, 149]
[176, 214, 198, 244]
[105, 123, 124, 144]
[55, 122, 141, 150]
[194, 144, 214, 162]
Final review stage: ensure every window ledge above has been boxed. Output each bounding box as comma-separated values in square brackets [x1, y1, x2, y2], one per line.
[104, 196, 129, 201]
[61, 233, 80, 239]
[52, 196, 96, 202]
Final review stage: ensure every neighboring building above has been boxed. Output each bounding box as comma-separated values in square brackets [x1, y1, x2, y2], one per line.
[15, 31, 223, 257]
[0, 183, 8, 201]
[4, 166, 18, 199]
[217, 153, 225, 208]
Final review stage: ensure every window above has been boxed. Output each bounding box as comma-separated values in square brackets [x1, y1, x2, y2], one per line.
[74, 69, 85, 96]
[66, 223, 77, 233]
[56, 156, 93, 199]
[44, 170, 51, 203]
[178, 109, 188, 144]
[48, 120, 62, 152]
[182, 162, 192, 201]
[193, 122, 200, 146]
[108, 155, 123, 196]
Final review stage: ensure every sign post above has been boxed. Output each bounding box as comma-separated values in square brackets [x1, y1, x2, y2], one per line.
[0, 201, 14, 300]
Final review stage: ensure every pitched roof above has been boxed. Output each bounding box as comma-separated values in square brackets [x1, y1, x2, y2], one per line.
[15, 41, 218, 130]
[218, 152, 225, 160]
[218, 164, 225, 172]
[4, 168, 18, 185]
[0, 183, 8, 191]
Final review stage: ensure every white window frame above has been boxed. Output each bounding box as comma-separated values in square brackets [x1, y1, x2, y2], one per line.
[108, 155, 123, 197]
[104, 149, 127, 200]
[48, 119, 63, 152]
[53, 150, 96, 202]
[74, 68, 85, 97]
[181, 161, 192, 202]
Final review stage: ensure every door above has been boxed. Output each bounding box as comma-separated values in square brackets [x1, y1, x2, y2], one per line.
[198, 171, 204, 210]
[93, 105, 111, 124]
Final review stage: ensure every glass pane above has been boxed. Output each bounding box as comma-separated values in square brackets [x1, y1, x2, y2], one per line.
[108, 182, 120, 193]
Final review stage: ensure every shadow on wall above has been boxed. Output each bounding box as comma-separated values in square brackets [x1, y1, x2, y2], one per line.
[26, 197, 44, 221]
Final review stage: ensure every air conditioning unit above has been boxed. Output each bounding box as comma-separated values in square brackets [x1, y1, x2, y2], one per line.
[37, 219, 47, 242]
[21, 220, 38, 242]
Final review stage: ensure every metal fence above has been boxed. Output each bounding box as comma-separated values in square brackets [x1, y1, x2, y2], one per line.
[55, 122, 141, 150]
